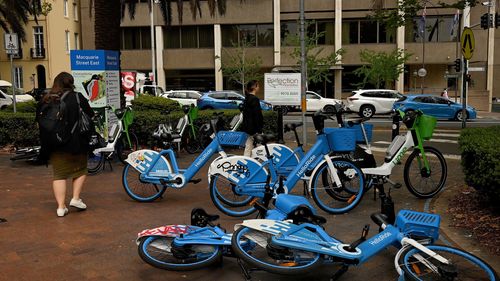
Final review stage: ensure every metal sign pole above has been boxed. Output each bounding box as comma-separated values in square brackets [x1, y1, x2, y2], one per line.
[299, 0, 307, 145]
[461, 58, 467, 128]
[10, 54, 16, 113]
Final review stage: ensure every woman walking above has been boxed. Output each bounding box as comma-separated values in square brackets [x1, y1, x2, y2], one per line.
[241, 80, 264, 156]
[37, 72, 93, 217]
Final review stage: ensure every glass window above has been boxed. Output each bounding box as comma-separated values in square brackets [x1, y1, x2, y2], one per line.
[425, 18, 439, 42]
[74, 33, 79, 50]
[378, 22, 395, 43]
[438, 16, 454, 42]
[65, 31, 70, 51]
[181, 26, 197, 48]
[257, 24, 273, 46]
[342, 21, 358, 44]
[317, 22, 334, 45]
[73, 2, 78, 21]
[434, 97, 449, 104]
[222, 25, 238, 47]
[210, 92, 226, 99]
[141, 27, 151, 49]
[33, 26, 44, 50]
[123, 28, 140, 49]
[188, 92, 201, 99]
[239, 25, 256, 46]
[14, 67, 23, 88]
[63, 0, 68, 17]
[360, 20, 377, 43]
[165, 26, 180, 49]
[198, 26, 214, 48]
[281, 21, 298, 45]
[306, 93, 320, 99]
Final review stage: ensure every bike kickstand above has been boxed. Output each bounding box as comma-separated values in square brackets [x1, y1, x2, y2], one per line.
[330, 264, 349, 281]
[237, 258, 252, 281]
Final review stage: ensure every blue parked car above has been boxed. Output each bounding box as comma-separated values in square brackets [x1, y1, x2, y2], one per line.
[393, 94, 477, 121]
[197, 91, 273, 111]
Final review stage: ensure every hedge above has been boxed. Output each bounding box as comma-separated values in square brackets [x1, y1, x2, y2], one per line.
[130, 95, 181, 112]
[0, 112, 38, 147]
[458, 126, 500, 202]
[5, 100, 38, 113]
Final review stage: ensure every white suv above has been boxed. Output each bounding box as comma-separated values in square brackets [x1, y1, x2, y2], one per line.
[162, 90, 202, 106]
[346, 89, 404, 118]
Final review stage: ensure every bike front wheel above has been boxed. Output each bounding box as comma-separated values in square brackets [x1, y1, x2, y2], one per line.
[87, 152, 105, 175]
[209, 174, 257, 217]
[310, 159, 365, 214]
[122, 164, 166, 202]
[138, 236, 222, 271]
[404, 146, 447, 199]
[398, 245, 498, 281]
[117, 132, 139, 165]
[231, 226, 322, 275]
[183, 126, 200, 154]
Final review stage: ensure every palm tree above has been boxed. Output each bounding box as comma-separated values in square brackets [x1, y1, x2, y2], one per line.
[0, 0, 36, 41]
[93, 0, 229, 51]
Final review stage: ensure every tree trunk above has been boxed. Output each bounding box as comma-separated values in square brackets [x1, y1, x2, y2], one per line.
[94, 0, 121, 50]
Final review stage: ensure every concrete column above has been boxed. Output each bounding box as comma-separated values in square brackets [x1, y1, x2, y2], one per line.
[214, 24, 223, 90]
[462, 6, 470, 105]
[334, 0, 342, 100]
[486, 5, 495, 112]
[273, 0, 281, 66]
[155, 26, 166, 89]
[396, 25, 405, 92]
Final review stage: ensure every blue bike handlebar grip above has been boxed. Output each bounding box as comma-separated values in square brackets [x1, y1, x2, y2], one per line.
[371, 213, 389, 229]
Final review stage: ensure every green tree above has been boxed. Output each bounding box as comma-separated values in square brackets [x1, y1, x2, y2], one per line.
[284, 21, 344, 88]
[353, 48, 411, 89]
[93, 0, 230, 51]
[220, 38, 263, 93]
[0, 0, 38, 41]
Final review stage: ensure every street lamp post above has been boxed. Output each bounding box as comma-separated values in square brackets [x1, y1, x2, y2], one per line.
[150, 0, 157, 84]
[299, 0, 307, 145]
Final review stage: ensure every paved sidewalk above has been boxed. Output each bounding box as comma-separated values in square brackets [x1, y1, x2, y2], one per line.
[0, 151, 498, 280]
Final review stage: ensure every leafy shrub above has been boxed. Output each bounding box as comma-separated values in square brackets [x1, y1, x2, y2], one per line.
[4, 100, 38, 113]
[458, 126, 500, 202]
[131, 95, 181, 112]
[0, 112, 39, 147]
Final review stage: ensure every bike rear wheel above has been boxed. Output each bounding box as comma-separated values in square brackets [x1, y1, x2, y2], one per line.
[209, 174, 257, 217]
[404, 146, 447, 199]
[117, 132, 139, 165]
[87, 152, 105, 175]
[138, 236, 222, 271]
[310, 159, 365, 214]
[231, 226, 322, 275]
[184, 126, 200, 154]
[399, 245, 498, 281]
[122, 164, 166, 202]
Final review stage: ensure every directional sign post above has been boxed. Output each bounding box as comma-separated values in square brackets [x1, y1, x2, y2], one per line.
[460, 27, 475, 128]
[4, 33, 19, 113]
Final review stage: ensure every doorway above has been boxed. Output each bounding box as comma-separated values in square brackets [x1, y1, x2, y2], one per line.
[36, 65, 46, 89]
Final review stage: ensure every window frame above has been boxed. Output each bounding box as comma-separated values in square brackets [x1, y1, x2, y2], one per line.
[63, 0, 68, 17]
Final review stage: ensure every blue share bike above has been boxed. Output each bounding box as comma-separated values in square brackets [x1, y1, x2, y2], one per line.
[136, 187, 327, 271]
[122, 128, 248, 202]
[232, 211, 498, 280]
[209, 111, 366, 217]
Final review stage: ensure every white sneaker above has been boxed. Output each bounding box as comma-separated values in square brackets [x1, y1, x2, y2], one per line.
[69, 198, 87, 210]
[57, 208, 69, 217]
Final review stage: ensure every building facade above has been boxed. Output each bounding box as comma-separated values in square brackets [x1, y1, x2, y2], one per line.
[81, 0, 496, 111]
[0, 0, 82, 90]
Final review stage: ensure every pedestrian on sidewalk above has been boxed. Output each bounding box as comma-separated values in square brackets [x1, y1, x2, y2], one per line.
[37, 72, 94, 217]
[241, 80, 263, 156]
[441, 88, 449, 99]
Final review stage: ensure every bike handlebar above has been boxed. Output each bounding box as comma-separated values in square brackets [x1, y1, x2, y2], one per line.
[370, 213, 389, 229]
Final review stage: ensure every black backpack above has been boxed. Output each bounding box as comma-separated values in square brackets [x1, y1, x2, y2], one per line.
[38, 91, 76, 146]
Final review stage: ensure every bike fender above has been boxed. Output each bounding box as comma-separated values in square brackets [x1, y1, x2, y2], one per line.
[307, 156, 331, 193]
[126, 149, 172, 177]
[209, 155, 268, 184]
[207, 153, 233, 183]
[234, 219, 293, 235]
[251, 144, 299, 167]
[135, 224, 195, 245]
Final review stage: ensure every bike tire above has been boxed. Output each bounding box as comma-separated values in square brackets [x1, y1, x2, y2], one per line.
[310, 159, 365, 214]
[398, 245, 498, 281]
[209, 174, 257, 217]
[117, 132, 139, 165]
[138, 236, 222, 271]
[10, 152, 38, 161]
[184, 126, 200, 154]
[122, 164, 166, 202]
[231, 226, 322, 275]
[404, 146, 447, 199]
[87, 152, 104, 175]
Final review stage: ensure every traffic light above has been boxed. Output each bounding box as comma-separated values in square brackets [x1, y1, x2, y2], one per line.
[481, 13, 494, 29]
[454, 58, 461, 72]
[465, 74, 472, 83]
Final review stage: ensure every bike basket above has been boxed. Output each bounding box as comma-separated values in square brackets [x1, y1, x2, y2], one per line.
[416, 114, 436, 140]
[123, 109, 134, 127]
[346, 123, 373, 143]
[394, 210, 440, 242]
[217, 131, 248, 147]
[324, 128, 356, 152]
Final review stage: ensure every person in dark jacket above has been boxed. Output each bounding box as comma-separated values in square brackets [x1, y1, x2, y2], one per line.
[37, 72, 94, 217]
[241, 80, 263, 156]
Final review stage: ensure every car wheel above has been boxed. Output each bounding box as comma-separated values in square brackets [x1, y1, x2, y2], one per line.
[359, 105, 375, 118]
[323, 105, 335, 113]
[455, 110, 468, 121]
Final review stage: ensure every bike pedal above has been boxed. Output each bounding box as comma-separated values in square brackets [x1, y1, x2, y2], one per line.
[394, 183, 402, 189]
[189, 178, 202, 184]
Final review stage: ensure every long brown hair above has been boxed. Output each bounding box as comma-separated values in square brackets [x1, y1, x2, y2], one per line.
[43, 72, 75, 103]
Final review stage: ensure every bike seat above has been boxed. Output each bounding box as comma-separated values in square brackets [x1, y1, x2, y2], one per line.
[346, 117, 369, 126]
[191, 208, 220, 227]
[287, 205, 327, 226]
[254, 133, 275, 145]
[160, 133, 181, 142]
[284, 122, 303, 132]
[115, 109, 125, 119]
